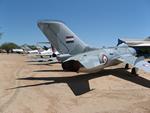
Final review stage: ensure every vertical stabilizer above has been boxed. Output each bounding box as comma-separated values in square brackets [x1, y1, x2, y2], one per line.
[22, 44, 32, 51]
[38, 20, 89, 55]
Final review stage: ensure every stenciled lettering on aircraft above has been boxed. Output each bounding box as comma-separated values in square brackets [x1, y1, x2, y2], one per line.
[143, 63, 150, 67]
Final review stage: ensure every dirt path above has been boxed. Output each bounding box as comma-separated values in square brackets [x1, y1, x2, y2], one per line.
[0, 54, 150, 113]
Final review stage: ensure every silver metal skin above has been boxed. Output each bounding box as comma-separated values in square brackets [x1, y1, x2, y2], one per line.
[38, 20, 150, 73]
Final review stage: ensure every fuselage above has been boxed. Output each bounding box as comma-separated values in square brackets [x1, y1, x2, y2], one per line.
[77, 45, 136, 73]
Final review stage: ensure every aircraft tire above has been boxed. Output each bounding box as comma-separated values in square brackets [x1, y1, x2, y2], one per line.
[125, 64, 129, 69]
[131, 67, 138, 75]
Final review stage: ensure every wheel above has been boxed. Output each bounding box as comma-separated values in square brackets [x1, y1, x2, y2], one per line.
[125, 64, 129, 69]
[52, 53, 57, 57]
[131, 68, 138, 75]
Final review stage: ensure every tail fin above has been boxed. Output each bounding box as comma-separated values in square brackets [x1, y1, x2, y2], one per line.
[22, 44, 32, 51]
[35, 45, 44, 52]
[38, 20, 91, 55]
[117, 38, 126, 46]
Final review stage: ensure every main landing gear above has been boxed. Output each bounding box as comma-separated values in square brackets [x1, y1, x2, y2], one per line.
[131, 67, 138, 75]
[125, 63, 129, 69]
[125, 63, 138, 75]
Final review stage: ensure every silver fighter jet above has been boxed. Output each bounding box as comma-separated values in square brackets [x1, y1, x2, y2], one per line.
[37, 20, 150, 75]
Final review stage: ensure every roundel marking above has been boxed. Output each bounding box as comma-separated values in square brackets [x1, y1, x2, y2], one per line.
[102, 54, 108, 64]
[143, 64, 150, 67]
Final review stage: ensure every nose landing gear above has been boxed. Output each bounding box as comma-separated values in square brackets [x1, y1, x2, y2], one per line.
[125, 64, 138, 75]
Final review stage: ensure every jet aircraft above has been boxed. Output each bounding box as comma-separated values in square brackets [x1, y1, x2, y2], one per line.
[12, 48, 24, 54]
[21, 44, 39, 54]
[37, 20, 150, 75]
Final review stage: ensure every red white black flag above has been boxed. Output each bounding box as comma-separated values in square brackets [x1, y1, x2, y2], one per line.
[65, 36, 74, 43]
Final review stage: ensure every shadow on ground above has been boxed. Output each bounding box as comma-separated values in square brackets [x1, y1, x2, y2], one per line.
[33, 69, 64, 72]
[9, 68, 150, 96]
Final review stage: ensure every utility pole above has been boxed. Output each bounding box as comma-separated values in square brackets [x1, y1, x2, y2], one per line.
[0, 26, 3, 39]
[0, 32, 2, 40]
[0, 32, 2, 36]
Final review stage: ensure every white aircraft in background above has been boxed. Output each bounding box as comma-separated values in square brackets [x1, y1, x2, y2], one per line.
[28, 44, 60, 62]
[12, 48, 24, 54]
[118, 37, 150, 47]
[22, 45, 39, 54]
[12, 45, 38, 54]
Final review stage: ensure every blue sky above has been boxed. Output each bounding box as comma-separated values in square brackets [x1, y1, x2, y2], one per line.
[0, 0, 150, 47]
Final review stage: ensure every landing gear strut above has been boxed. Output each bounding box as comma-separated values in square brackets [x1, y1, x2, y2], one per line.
[131, 67, 138, 75]
[125, 64, 129, 69]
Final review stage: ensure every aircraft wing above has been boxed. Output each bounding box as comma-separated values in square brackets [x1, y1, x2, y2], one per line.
[118, 54, 150, 72]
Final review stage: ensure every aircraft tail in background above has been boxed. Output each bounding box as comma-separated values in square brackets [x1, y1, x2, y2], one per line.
[21, 44, 33, 51]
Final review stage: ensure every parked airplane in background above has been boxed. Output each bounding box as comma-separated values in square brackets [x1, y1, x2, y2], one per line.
[35, 44, 59, 57]
[118, 37, 150, 57]
[13, 44, 59, 63]
[38, 20, 150, 75]
[118, 37, 150, 47]
[12, 45, 38, 54]
[21, 45, 39, 54]
[12, 48, 24, 54]
[25, 43, 60, 63]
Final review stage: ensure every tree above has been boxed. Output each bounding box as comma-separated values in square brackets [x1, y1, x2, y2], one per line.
[0, 42, 20, 53]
